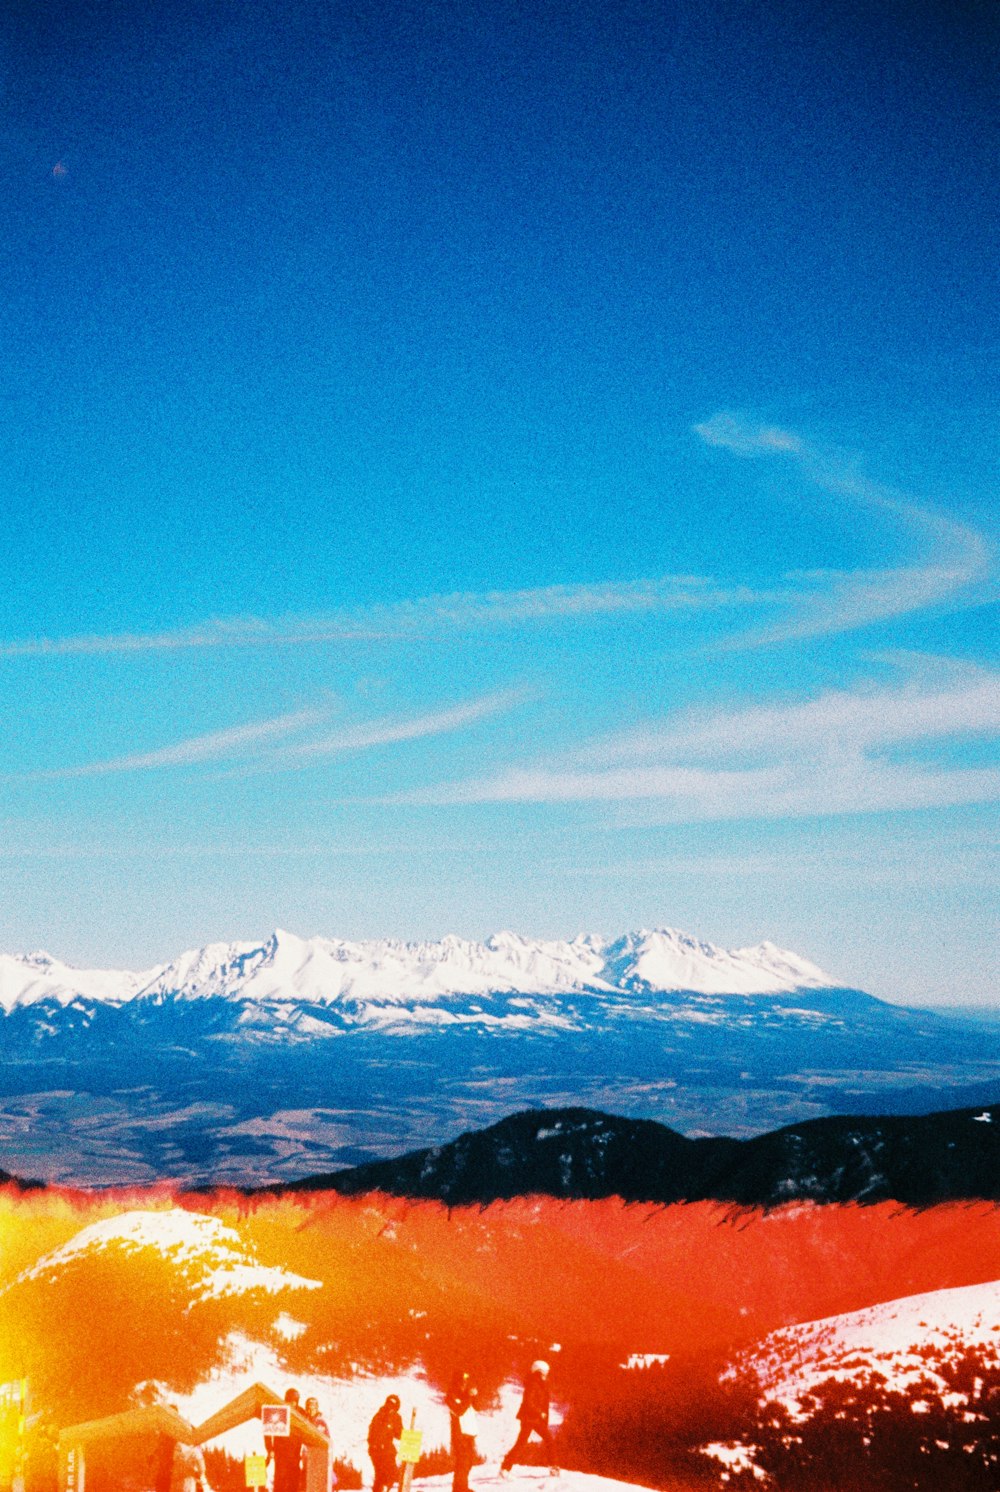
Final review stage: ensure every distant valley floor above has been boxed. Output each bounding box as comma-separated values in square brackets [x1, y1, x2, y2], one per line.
[2, 989, 999, 1185]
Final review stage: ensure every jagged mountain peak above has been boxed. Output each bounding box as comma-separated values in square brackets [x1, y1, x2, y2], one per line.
[602, 926, 838, 995]
[21, 949, 57, 968]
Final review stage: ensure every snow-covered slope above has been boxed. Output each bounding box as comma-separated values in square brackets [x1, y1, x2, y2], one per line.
[601, 929, 835, 996]
[0, 924, 841, 1012]
[745, 1277, 1000, 1413]
[0, 950, 146, 1012]
[7, 1208, 321, 1300]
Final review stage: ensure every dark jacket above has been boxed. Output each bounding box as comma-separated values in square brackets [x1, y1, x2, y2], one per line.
[368, 1404, 403, 1463]
[518, 1375, 550, 1426]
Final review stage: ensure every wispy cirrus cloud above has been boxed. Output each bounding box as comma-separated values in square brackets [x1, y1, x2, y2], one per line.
[26, 690, 521, 780]
[694, 412, 992, 644]
[755, 562, 983, 646]
[394, 661, 1000, 820]
[588, 660, 1000, 764]
[269, 689, 526, 764]
[693, 412, 805, 456]
[0, 576, 744, 659]
[47, 705, 332, 778]
[401, 758, 1000, 817]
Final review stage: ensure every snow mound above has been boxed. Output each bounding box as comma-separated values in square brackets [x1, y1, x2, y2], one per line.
[9, 1208, 321, 1300]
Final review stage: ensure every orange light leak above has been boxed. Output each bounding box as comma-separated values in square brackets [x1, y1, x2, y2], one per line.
[3, 1187, 1000, 1439]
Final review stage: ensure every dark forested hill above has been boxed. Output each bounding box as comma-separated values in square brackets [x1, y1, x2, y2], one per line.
[280, 1102, 1000, 1208]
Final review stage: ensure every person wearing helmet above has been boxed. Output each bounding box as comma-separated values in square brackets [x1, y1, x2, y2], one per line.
[500, 1361, 557, 1477]
[367, 1394, 403, 1492]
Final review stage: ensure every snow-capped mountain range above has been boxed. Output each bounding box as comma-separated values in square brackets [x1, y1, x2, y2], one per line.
[0, 925, 841, 1013]
[1, 922, 996, 1187]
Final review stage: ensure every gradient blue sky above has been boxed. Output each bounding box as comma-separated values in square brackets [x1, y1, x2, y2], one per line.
[1, 0, 997, 1003]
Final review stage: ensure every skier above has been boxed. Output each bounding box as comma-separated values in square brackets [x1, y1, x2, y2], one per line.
[500, 1361, 558, 1477]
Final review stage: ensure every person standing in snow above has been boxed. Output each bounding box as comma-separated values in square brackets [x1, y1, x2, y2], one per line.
[453, 1388, 480, 1492]
[304, 1397, 332, 1492]
[367, 1394, 403, 1492]
[267, 1389, 306, 1492]
[305, 1398, 329, 1439]
[500, 1361, 557, 1477]
[445, 1373, 479, 1492]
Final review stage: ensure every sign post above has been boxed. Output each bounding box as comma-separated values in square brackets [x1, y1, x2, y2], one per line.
[244, 1453, 268, 1490]
[397, 1411, 423, 1492]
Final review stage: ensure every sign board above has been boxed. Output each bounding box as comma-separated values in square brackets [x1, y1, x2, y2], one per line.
[261, 1404, 291, 1437]
[397, 1429, 423, 1465]
[245, 1453, 268, 1487]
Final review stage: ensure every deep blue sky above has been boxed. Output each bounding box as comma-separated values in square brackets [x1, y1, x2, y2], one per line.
[1, 0, 997, 1003]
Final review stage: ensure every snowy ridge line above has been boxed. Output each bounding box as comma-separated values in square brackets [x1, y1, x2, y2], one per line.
[0, 925, 841, 1013]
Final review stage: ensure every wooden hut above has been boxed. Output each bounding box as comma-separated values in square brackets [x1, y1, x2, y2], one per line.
[58, 1384, 329, 1492]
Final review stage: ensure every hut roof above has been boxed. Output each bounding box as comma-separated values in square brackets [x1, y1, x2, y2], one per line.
[58, 1384, 329, 1451]
[58, 1404, 195, 1448]
[192, 1383, 329, 1447]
